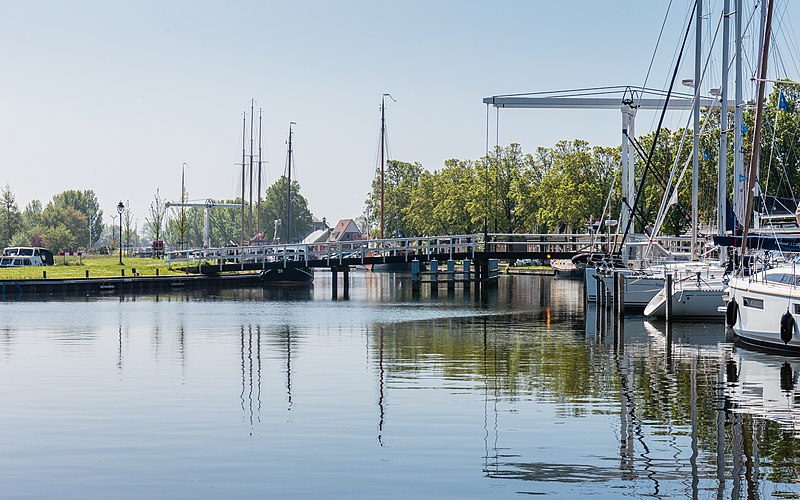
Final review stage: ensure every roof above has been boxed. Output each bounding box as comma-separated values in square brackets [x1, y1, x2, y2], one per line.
[302, 228, 332, 244]
[329, 219, 363, 242]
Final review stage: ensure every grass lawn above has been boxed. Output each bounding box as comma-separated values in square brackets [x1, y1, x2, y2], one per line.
[0, 255, 185, 280]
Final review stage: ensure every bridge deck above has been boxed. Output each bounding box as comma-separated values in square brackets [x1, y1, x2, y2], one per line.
[165, 233, 694, 274]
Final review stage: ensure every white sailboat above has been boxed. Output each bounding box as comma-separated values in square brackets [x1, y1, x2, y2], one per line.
[722, 0, 800, 351]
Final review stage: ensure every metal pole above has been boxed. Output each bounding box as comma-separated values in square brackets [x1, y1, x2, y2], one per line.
[733, 0, 744, 225]
[691, 0, 702, 260]
[719, 0, 731, 266]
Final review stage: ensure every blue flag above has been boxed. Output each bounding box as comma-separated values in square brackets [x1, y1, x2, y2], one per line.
[779, 91, 790, 111]
[739, 174, 746, 182]
[741, 122, 749, 135]
[703, 151, 711, 160]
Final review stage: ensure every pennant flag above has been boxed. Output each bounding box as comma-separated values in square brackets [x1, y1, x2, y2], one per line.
[779, 91, 790, 111]
[668, 189, 679, 207]
[738, 174, 746, 182]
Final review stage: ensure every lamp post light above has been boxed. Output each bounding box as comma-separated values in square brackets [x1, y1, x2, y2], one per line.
[117, 201, 125, 265]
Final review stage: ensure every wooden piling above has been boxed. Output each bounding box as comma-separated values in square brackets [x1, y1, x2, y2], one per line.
[411, 259, 420, 291]
[665, 273, 673, 324]
[463, 259, 471, 291]
[343, 267, 350, 300]
[615, 272, 625, 318]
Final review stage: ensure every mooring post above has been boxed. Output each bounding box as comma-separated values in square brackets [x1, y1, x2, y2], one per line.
[86, 270, 89, 278]
[156, 268, 159, 277]
[43, 270, 46, 279]
[430, 259, 439, 293]
[615, 272, 625, 318]
[411, 259, 420, 291]
[665, 273, 674, 326]
[463, 259, 471, 291]
[331, 267, 338, 300]
[598, 276, 605, 308]
[343, 267, 350, 300]
[447, 259, 455, 291]
[487, 259, 499, 288]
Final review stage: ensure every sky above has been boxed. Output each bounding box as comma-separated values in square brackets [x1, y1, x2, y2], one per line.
[1, 0, 798, 233]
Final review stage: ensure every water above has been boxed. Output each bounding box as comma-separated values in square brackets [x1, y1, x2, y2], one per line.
[1, 272, 799, 498]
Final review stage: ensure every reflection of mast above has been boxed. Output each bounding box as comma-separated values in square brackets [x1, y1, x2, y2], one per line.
[239, 325, 263, 428]
[285, 325, 293, 409]
[378, 326, 385, 446]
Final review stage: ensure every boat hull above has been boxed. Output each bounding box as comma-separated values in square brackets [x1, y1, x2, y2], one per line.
[643, 285, 725, 318]
[728, 276, 800, 352]
[259, 266, 314, 285]
[585, 267, 663, 308]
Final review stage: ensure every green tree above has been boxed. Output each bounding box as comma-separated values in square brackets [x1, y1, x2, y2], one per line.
[534, 140, 617, 232]
[144, 188, 167, 255]
[50, 190, 103, 247]
[364, 160, 423, 237]
[258, 176, 313, 243]
[0, 183, 22, 248]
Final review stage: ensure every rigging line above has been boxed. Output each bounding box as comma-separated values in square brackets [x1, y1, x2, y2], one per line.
[641, 0, 675, 93]
[645, 8, 725, 246]
[617, 0, 698, 255]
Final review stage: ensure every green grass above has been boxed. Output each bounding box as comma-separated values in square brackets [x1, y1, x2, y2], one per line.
[0, 255, 185, 280]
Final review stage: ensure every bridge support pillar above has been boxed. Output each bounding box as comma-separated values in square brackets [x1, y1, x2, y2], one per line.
[430, 259, 438, 295]
[411, 259, 420, 292]
[463, 259, 471, 291]
[331, 267, 338, 300]
[343, 267, 350, 300]
[447, 259, 455, 291]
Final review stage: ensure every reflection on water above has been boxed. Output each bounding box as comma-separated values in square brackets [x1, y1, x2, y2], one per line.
[1, 272, 800, 498]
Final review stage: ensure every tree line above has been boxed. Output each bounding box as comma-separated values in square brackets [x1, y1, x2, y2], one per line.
[0, 176, 315, 253]
[365, 84, 798, 238]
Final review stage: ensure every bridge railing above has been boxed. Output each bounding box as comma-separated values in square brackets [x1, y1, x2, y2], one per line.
[486, 233, 607, 255]
[164, 234, 485, 269]
[164, 232, 700, 270]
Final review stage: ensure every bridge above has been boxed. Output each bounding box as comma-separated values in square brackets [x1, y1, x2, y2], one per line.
[165, 232, 694, 274]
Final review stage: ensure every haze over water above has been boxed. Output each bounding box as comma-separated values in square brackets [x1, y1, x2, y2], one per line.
[1, 273, 799, 498]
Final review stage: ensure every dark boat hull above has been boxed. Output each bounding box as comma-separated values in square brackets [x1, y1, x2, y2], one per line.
[365, 262, 413, 273]
[259, 266, 314, 285]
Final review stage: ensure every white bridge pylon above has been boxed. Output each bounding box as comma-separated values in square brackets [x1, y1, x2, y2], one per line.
[483, 88, 724, 235]
[165, 199, 240, 248]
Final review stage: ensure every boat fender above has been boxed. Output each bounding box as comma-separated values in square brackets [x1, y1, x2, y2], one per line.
[725, 299, 738, 327]
[780, 310, 795, 345]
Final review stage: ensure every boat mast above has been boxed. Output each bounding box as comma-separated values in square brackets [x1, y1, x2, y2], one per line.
[257, 108, 263, 237]
[240, 112, 246, 246]
[249, 99, 255, 240]
[740, 0, 775, 254]
[691, 0, 702, 260]
[285, 122, 295, 244]
[733, 0, 744, 227]
[380, 95, 386, 240]
[718, 0, 731, 265]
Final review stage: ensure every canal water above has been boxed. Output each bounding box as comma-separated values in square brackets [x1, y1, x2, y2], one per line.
[1, 272, 799, 498]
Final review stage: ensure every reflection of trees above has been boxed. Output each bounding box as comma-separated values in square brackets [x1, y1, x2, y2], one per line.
[370, 314, 800, 485]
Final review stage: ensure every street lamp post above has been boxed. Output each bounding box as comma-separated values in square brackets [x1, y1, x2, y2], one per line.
[117, 201, 125, 265]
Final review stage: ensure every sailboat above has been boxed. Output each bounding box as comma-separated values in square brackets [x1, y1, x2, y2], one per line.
[367, 94, 411, 273]
[260, 122, 314, 285]
[721, 0, 800, 352]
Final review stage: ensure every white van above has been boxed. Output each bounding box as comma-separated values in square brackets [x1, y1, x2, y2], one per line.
[0, 247, 54, 267]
